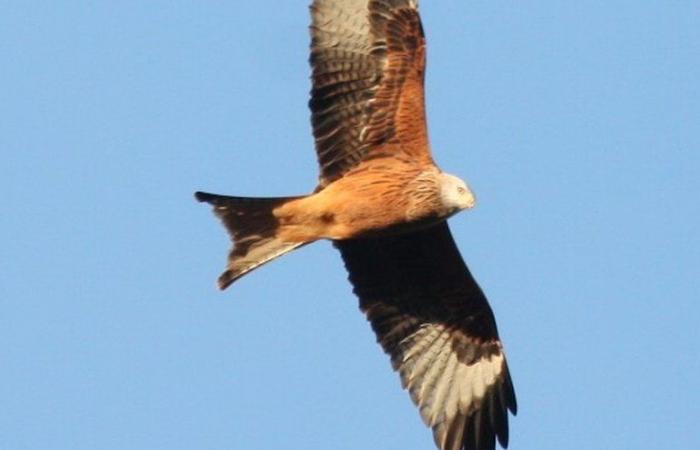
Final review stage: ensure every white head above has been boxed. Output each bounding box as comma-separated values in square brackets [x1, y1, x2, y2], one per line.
[438, 173, 476, 211]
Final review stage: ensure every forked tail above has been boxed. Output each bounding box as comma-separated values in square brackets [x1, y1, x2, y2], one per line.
[195, 191, 309, 289]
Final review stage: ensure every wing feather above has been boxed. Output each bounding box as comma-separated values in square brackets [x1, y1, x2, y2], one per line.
[335, 222, 516, 450]
[310, 0, 432, 186]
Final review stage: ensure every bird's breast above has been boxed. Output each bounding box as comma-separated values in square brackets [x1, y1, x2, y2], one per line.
[276, 163, 449, 241]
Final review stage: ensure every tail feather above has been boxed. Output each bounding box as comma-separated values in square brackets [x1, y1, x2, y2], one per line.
[195, 191, 310, 289]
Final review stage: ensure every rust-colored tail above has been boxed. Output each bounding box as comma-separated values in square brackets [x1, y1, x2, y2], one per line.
[195, 191, 310, 289]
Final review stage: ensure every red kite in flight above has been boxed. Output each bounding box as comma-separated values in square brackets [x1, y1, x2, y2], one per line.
[195, 1, 516, 449]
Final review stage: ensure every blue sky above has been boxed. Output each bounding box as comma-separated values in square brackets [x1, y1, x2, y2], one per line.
[2, 1, 699, 449]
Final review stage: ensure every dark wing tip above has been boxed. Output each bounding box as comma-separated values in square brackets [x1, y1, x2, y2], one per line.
[218, 270, 237, 291]
[495, 362, 517, 449]
[501, 362, 517, 417]
[437, 361, 514, 450]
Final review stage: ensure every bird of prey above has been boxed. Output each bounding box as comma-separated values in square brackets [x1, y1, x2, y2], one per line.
[195, 1, 516, 450]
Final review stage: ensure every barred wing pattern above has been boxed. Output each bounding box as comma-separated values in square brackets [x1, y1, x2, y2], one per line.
[335, 223, 516, 450]
[310, 0, 433, 186]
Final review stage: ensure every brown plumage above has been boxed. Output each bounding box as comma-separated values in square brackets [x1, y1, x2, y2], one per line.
[336, 222, 516, 450]
[195, 1, 516, 449]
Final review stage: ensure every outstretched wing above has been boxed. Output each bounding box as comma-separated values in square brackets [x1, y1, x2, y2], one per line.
[335, 222, 516, 450]
[310, 0, 433, 186]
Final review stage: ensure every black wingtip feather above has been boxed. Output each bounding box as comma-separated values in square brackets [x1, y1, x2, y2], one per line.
[503, 365, 518, 416]
[491, 385, 509, 449]
[218, 269, 238, 291]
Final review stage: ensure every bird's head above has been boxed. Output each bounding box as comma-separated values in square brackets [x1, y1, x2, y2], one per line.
[439, 172, 476, 212]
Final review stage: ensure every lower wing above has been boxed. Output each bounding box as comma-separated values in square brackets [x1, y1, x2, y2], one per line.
[334, 222, 516, 450]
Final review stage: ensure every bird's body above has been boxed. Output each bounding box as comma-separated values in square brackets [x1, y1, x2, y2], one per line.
[275, 161, 474, 242]
[196, 1, 516, 449]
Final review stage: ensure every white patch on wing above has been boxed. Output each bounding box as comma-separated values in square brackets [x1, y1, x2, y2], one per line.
[426, 351, 458, 426]
[396, 323, 506, 426]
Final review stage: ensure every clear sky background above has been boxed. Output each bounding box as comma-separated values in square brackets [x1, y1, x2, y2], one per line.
[2, 1, 699, 449]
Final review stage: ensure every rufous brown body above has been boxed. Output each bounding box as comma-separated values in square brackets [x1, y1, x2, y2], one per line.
[196, 2, 516, 450]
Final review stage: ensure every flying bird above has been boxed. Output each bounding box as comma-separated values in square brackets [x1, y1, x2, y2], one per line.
[195, 1, 516, 450]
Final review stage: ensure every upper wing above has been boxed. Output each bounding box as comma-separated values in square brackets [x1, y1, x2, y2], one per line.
[309, 0, 433, 187]
[335, 222, 516, 450]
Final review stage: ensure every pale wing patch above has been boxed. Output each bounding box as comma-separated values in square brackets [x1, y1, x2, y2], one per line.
[397, 323, 506, 427]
